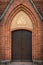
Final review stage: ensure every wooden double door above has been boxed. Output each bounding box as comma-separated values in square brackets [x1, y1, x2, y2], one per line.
[12, 29, 32, 62]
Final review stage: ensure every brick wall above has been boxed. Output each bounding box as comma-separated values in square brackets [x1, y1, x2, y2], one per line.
[0, 23, 11, 60]
[0, 25, 3, 60]
[33, 0, 43, 16]
[0, 0, 9, 15]
[0, 0, 43, 16]
[41, 22, 43, 60]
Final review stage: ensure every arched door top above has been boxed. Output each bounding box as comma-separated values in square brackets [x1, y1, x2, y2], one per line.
[10, 11, 33, 31]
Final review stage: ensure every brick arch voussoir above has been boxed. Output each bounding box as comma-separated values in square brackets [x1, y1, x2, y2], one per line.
[4, 4, 41, 31]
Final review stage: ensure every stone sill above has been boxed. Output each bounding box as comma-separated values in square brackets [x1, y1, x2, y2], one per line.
[33, 60, 43, 65]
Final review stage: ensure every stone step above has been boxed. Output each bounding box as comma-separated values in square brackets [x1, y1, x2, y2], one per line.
[8, 62, 33, 65]
[0, 62, 43, 65]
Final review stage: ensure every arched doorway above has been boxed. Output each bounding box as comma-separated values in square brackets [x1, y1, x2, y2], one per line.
[11, 29, 32, 62]
[0, 0, 41, 61]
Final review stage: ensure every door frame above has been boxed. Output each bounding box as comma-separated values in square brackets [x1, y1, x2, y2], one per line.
[11, 29, 32, 62]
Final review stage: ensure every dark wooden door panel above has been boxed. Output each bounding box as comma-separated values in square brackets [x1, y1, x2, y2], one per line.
[12, 31, 21, 61]
[21, 30, 32, 61]
[12, 30, 32, 61]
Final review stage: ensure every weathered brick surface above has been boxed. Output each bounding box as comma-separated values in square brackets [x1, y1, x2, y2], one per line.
[41, 22, 43, 60]
[0, 0, 10, 15]
[0, 0, 43, 16]
[33, 0, 43, 16]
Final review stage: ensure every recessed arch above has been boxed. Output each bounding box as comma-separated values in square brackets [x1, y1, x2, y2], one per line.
[10, 11, 33, 31]
[4, 4, 38, 26]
